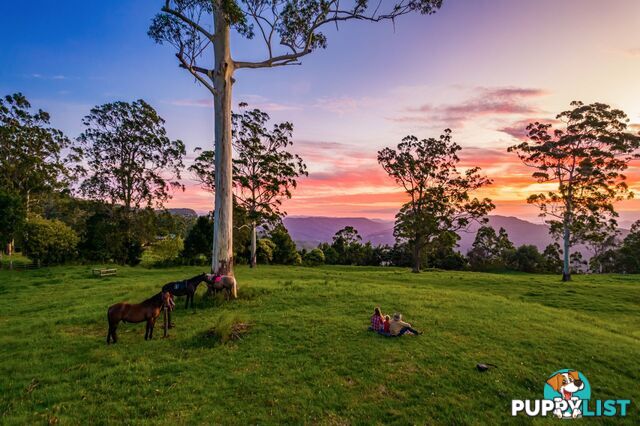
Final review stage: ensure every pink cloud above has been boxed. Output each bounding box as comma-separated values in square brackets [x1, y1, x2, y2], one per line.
[390, 86, 549, 128]
[624, 47, 640, 57]
[498, 117, 560, 140]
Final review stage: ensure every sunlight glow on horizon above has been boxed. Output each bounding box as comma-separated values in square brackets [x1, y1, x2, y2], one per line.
[3, 0, 640, 223]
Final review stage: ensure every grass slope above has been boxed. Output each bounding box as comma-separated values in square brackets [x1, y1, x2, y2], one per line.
[0, 266, 639, 425]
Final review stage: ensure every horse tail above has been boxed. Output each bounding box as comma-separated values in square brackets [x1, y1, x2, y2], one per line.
[232, 276, 238, 299]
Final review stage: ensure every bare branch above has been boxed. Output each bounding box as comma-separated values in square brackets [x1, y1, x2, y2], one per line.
[161, 5, 215, 41]
[175, 52, 217, 95]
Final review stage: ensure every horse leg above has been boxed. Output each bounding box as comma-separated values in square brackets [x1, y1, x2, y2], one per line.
[148, 318, 156, 340]
[107, 316, 118, 344]
[145, 321, 150, 340]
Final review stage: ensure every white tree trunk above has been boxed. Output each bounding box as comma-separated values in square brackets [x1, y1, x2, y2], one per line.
[562, 211, 571, 282]
[250, 221, 257, 268]
[211, 18, 234, 276]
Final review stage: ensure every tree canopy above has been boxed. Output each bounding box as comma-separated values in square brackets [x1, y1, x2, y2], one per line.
[0, 93, 78, 213]
[191, 104, 306, 267]
[78, 99, 186, 211]
[378, 129, 494, 272]
[508, 101, 640, 281]
[149, 0, 445, 275]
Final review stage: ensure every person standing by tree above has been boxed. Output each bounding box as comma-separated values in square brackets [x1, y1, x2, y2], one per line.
[509, 101, 640, 281]
[378, 130, 494, 273]
[77, 100, 186, 265]
[190, 104, 307, 267]
[149, 0, 445, 276]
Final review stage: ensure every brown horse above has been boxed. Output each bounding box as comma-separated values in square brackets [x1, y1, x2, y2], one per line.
[106, 291, 174, 344]
[204, 274, 238, 300]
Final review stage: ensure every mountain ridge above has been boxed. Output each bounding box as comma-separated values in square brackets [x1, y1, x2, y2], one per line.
[284, 215, 557, 253]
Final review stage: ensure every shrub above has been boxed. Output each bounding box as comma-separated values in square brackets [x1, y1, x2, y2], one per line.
[511, 244, 543, 273]
[202, 313, 250, 344]
[270, 226, 299, 265]
[149, 236, 184, 264]
[182, 215, 213, 261]
[303, 248, 325, 266]
[22, 216, 79, 265]
[256, 238, 276, 264]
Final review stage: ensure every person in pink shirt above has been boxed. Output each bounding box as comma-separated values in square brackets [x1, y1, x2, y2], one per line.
[369, 306, 384, 332]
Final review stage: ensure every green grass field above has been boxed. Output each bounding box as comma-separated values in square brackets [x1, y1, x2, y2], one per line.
[1, 265, 638, 425]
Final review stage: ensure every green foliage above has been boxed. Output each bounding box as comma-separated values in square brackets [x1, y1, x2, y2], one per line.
[270, 225, 299, 265]
[511, 245, 544, 273]
[182, 215, 214, 263]
[317, 229, 390, 267]
[0, 93, 77, 213]
[78, 206, 143, 266]
[78, 100, 185, 211]
[0, 191, 25, 248]
[318, 242, 338, 263]
[150, 1, 443, 72]
[149, 236, 184, 264]
[509, 101, 640, 280]
[614, 221, 640, 273]
[256, 238, 276, 264]
[379, 130, 494, 272]
[331, 226, 364, 265]
[467, 226, 515, 271]
[203, 312, 251, 345]
[153, 210, 196, 239]
[303, 248, 325, 266]
[587, 222, 640, 274]
[21, 216, 78, 265]
[425, 232, 466, 270]
[541, 243, 563, 274]
[190, 105, 307, 266]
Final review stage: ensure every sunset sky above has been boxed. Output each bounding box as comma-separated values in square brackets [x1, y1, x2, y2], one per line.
[2, 0, 640, 225]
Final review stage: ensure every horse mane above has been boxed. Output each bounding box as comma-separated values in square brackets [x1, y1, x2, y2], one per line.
[188, 273, 206, 283]
[142, 292, 164, 305]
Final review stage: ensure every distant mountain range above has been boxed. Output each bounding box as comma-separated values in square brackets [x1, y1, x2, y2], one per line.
[167, 208, 198, 218]
[283, 216, 395, 249]
[169, 210, 628, 258]
[282, 215, 610, 256]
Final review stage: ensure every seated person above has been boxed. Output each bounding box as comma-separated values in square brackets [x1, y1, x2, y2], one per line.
[369, 307, 385, 332]
[389, 313, 422, 336]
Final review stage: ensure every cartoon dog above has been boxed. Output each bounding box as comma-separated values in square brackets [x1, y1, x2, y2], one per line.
[546, 371, 585, 418]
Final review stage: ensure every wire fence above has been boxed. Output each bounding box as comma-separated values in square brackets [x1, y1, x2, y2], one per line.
[0, 260, 41, 271]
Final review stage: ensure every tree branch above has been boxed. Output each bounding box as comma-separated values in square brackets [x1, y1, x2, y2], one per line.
[161, 5, 215, 41]
[175, 52, 217, 95]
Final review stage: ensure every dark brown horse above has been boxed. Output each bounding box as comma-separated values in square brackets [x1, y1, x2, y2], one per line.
[106, 291, 174, 344]
[161, 273, 207, 328]
[162, 273, 207, 310]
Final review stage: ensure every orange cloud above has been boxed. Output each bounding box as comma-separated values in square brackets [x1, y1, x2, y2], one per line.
[166, 143, 640, 220]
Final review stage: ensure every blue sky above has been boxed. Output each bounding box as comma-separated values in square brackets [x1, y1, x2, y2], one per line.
[2, 0, 640, 221]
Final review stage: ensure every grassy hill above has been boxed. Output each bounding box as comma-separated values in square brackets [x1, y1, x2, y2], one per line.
[1, 266, 638, 424]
